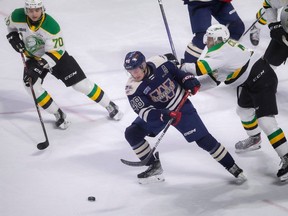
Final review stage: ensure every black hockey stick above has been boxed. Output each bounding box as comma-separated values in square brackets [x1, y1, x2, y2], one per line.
[120, 90, 191, 167]
[158, 0, 178, 59]
[242, 10, 266, 36]
[20, 53, 49, 150]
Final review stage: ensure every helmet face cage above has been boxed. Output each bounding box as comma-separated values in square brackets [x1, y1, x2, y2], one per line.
[204, 24, 230, 44]
[25, 0, 45, 14]
[124, 51, 146, 70]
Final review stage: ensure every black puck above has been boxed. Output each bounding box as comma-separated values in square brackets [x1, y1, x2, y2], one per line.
[88, 196, 96, 201]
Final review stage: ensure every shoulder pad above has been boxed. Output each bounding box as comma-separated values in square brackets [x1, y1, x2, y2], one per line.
[11, 8, 26, 23]
[41, 14, 60, 35]
[125, 76, 142, 96]
[146, 55, 168, 68]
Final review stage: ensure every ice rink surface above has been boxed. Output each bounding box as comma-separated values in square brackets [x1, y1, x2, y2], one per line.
[1, 0, 288, 215]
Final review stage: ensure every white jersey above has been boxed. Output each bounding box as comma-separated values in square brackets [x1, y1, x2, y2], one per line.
[5, 8, 66, 68]
[182, 39, 260, 90]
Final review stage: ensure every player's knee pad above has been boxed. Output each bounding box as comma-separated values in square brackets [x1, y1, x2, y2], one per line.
[229, 19, 245, 40]
[184, 42, 204, 63]
[125, 124, 147, 148]
[258, 116, 279, 135]
[196, 133, 219, 153]
[236, 106, 255, 121]
[72, 78, 94, 95]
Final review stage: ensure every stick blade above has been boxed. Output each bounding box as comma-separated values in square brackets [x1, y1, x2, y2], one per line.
[37, 141, 49, 150]
[120, 149, 155, 167]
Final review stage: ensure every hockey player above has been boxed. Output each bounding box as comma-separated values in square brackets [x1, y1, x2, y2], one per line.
[182, 0, 245, 63]
[238, 1, 288, 150]
[123, 51, 246, 184]
[181, 24, 288, 182]
[5, 0, 123, 129]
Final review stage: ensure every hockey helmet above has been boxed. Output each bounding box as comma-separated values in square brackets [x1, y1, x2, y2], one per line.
[205, 24, 230, 44]
[25, 0, 45, 14]
[124, 51, 146, 70]
[281, 5, 288, 33]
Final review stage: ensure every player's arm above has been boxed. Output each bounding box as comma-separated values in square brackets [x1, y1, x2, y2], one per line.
[40, 15, 66, 68]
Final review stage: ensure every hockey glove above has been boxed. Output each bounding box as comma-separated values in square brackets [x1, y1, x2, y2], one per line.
[164, 53, 179, 66]
[23, 58, 47, 86]
[160, 110, 182, 126]
[6, 32, 25, 53]
[269, 22, 288, 45]
[182, 73, 201, 95]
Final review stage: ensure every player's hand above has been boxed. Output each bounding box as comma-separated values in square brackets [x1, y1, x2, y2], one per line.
[23, 59, 47, 86]
[6, 32, 25, 53]
[269, 22, 288, 45]
[182, 73, 201, 95]
[160, 110, 182, 126]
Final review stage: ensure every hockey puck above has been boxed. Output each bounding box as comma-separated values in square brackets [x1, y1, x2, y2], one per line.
[88, 196, 96, 202]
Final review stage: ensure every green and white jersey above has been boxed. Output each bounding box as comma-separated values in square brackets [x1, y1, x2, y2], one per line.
[182, 39, 260, 89]
[5, 8, 65, 68]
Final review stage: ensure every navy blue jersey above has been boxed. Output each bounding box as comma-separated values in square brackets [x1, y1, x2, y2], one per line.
[125, 55, 188, 123]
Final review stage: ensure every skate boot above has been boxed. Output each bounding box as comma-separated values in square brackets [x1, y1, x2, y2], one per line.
[250, 25, 260, 46]
[54, 109, 70, 129]
[235, 133, 261, 153]
[228, 164, 247, 184]
[106, 101, 123, 121]
[277, 153, 288, 182]
[137, 152, 165, 184]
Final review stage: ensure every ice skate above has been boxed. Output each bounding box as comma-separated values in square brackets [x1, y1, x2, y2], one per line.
[106, 101, 123, 121]
[277, 153, 288, 182]
[250, 25, 260, 46]
[235, 134, 261, 153]
[228, 164, 247, 184]
[54, 109, 71, 129]
[137, 152, 165, 184]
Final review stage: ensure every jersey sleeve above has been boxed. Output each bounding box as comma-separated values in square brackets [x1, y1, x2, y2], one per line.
[5, 8, 26, 33]
[41, 14, 66, 68]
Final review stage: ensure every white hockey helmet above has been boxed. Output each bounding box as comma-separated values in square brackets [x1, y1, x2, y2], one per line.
[280, 5, 288, 33]
[25, 0, 45, 14]
[204, 24, 230, 44]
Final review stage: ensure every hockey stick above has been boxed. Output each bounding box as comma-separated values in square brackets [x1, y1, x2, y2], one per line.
[20, 53, 49, 150]
[242, 10, 266, 36]
[120, 90, 191, 167]
[157, 0, 178, 59]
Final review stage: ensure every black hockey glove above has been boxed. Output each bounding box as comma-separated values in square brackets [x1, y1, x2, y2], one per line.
[164, 53, 179, 66]
[269, 22, 288, 45]
[6, 32, 25, 53]
[160, 109, 182, 126]
[181, 73, 201, 95]
[23, 58, 47, 86]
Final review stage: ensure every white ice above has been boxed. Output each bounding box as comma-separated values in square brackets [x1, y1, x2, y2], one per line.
[1, 0, 288, 216]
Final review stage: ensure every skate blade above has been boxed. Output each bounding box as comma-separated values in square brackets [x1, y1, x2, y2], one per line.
[110, 111, 124, 121]
[58, 120, 71, 130]
[235, 173, 247, 184]
[138, 174, 165, 185]
[279, 173, 288, 182]
[235, 144, 261, 153]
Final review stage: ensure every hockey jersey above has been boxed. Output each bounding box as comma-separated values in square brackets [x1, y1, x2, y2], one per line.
[125, 55, 187, 125]
[182, 39, 260, 89]
[5, 8, 65, 68]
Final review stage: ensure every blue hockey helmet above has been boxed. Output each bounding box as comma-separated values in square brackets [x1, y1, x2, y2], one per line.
[124, 51, 146, 70]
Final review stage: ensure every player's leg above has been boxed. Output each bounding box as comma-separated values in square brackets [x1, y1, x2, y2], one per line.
[124, 117, 165, 184]
[213, 2, 245, 40]
[53, 52, 123, 120]
[23, 70, 70, 129]
[184, 2, 212, 63]
[175, 102, 246, 183]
